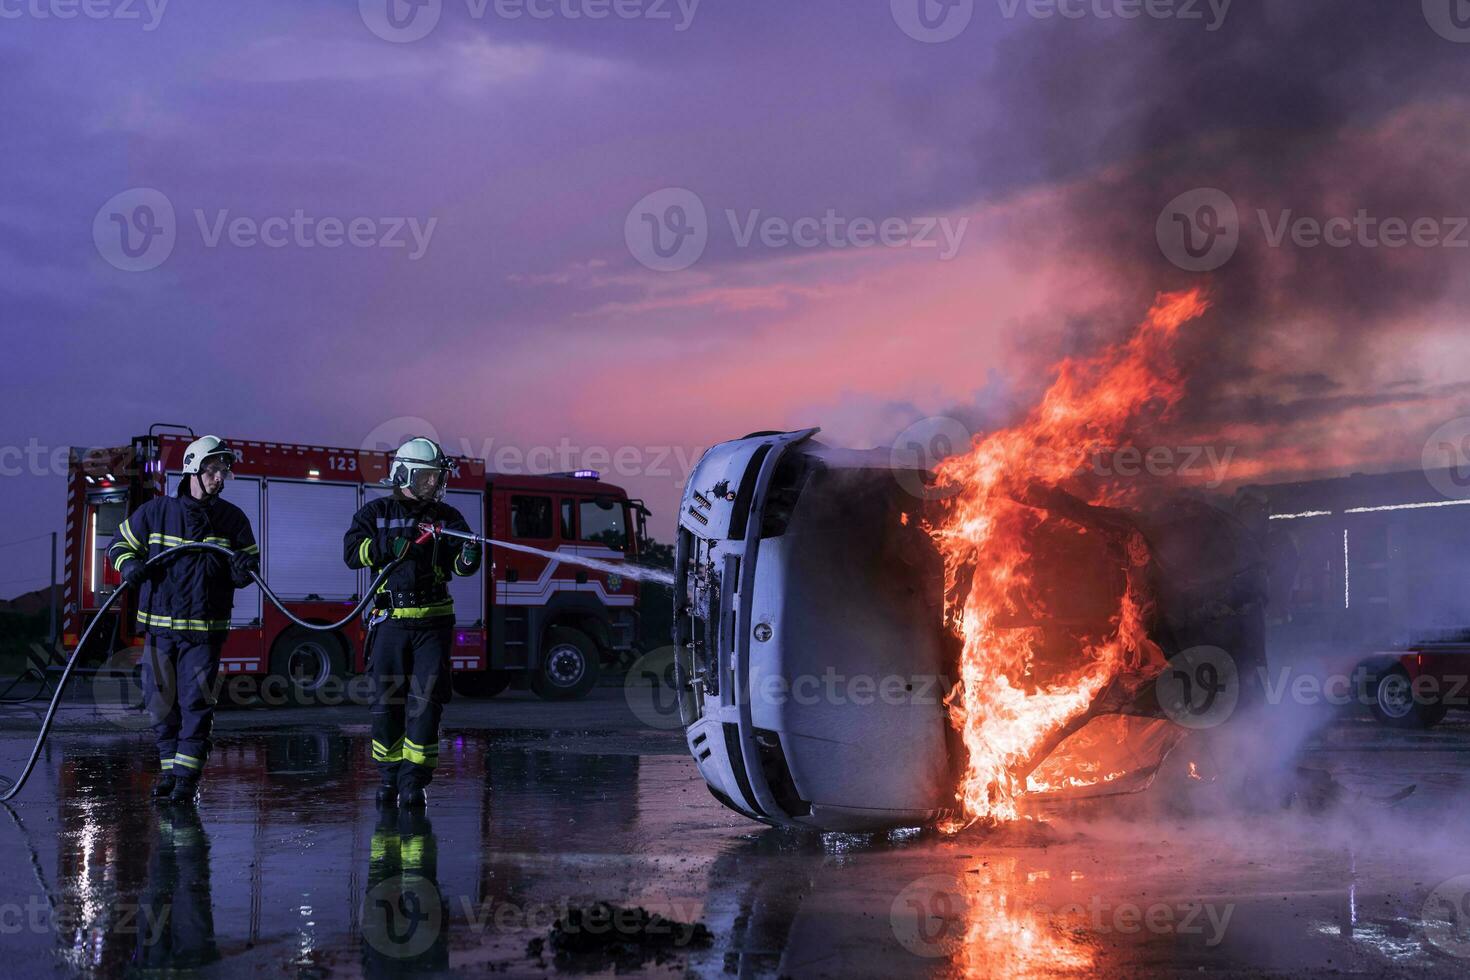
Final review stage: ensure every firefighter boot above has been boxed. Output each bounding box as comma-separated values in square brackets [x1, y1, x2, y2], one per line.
[150, 774, 177, 801]
[168, 774, 201, 805]
[375, 782, 398, 808]
[400, 786, 428, 810]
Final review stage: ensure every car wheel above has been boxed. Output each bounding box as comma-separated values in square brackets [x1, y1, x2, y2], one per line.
[532, 627, 600, 701]
[269, 628, 347, 707]
[452, 670, 512, 699]
[1370, 666, 1447, 729]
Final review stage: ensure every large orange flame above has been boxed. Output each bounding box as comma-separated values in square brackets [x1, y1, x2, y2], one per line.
[929, 289, 1211, 825]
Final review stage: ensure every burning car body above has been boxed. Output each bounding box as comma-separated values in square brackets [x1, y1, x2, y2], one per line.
[676, 291, 1274, 832]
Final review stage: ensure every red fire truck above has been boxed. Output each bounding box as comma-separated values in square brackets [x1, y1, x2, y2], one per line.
[62, 425, 650, 701]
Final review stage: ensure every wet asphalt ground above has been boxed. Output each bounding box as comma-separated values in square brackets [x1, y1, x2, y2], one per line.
[1, 687, 1469, 978]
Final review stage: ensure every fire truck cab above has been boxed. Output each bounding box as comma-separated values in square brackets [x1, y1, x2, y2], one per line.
[63, 427, 647, 703]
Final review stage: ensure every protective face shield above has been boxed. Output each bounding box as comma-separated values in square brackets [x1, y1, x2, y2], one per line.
[200, 456, 234, 479]
[408, 466, 448, 502]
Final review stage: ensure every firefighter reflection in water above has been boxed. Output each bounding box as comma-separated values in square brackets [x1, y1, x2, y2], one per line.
[361, 812, 447, 973]
[345, 437, 481, 809]
[108, 435, 259, 804]
[132, 808, 219, 972]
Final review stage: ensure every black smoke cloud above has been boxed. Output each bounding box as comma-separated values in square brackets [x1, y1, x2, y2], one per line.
[975, 2, 1470, 440]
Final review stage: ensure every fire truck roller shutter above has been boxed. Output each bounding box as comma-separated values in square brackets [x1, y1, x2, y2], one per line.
[265, 481, 361, 600]
[167, 472, 262, 626]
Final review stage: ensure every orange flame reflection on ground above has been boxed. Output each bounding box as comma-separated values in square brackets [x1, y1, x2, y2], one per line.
[929, 290, 1211, 825]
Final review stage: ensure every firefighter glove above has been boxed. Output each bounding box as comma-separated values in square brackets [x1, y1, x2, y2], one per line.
[120, 559, 148, 590]
[228, 550, 258, 588]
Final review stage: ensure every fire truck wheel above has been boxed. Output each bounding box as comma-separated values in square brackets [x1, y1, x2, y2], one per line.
[269, 628, 348, 706]
[1369, 665, 1448, 729]
[532, 627, 601, 701]
[452, 670, 512, 699]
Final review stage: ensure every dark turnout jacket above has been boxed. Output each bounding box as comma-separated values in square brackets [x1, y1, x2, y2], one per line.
[343, 492, 481, 628]
[108, 485, 259, 637]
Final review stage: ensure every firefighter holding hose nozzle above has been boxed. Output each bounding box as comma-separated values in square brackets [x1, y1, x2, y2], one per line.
[344, 437, 481, 809]
[108, 435, 259, 805]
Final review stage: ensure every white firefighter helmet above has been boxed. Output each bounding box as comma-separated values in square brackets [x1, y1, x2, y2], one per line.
[385, 437, 454, 501]
[181, 435, 235, 474]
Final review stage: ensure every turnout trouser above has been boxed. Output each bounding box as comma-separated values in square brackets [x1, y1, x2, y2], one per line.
[142, 632, 225, 779]
[369, 621, 452, 792]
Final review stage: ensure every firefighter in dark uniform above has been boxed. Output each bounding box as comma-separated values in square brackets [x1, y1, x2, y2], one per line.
[344, 437, 481, 809]
[108, 435, 259, 804]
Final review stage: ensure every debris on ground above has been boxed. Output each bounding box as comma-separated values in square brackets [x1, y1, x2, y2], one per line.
[527, 902, 713, 971]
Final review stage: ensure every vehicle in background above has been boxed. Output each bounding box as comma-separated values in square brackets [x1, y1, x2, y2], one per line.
[62, 424, 649, 702]
[1245, 466, 1470, 728]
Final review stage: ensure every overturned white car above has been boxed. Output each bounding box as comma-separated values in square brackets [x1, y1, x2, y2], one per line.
[674, 429, 961, 832]
[674, 429, 1270, 833]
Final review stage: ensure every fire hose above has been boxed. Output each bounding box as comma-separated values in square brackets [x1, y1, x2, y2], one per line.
[0, 526, 439, 803]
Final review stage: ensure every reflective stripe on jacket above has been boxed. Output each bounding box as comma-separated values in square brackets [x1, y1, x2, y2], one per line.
[108, 484, 258, 637]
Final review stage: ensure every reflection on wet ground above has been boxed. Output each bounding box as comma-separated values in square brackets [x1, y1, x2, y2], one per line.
[1, 697, 1469, 977]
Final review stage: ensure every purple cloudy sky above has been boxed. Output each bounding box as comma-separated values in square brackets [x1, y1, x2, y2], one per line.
[3, 1, 1470, 595]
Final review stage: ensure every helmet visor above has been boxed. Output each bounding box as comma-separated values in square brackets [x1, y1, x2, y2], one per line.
[200, 455, 234, 478]
[409, 467, 448, 501]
